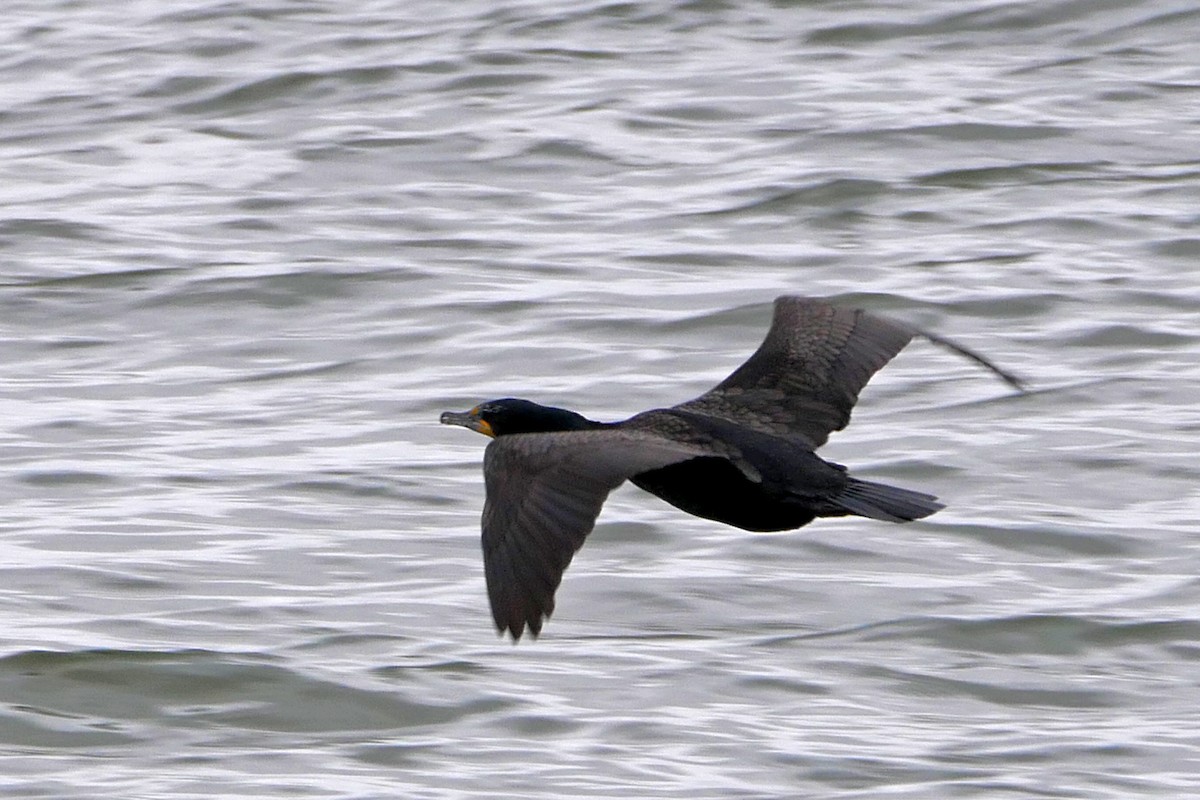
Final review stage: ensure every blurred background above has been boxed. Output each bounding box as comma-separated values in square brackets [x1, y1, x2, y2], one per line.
[1, 1, 1197, 797]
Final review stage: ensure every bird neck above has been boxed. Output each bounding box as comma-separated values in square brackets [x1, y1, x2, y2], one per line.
[541, 407, 605, 432]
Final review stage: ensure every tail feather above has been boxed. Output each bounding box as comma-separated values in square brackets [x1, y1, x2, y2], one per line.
[833, 478, 944, 522]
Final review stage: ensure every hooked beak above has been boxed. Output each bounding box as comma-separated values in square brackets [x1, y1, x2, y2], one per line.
[440, 408, 494, 437]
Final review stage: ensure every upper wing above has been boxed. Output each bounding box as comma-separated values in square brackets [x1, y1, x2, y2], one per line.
[481, 430, 712, 640]
[674, 297, 914, 448]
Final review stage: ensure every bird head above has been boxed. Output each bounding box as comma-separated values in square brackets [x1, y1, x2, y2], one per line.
[440, 398, 595, 437]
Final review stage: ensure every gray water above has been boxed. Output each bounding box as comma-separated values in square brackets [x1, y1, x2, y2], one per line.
[2, 0, 1199, 797]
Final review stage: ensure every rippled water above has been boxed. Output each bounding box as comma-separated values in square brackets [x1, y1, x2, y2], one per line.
[2, 0, 1199, 797]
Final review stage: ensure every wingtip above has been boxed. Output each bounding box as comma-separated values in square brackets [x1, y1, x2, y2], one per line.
[499, 626, 526, 643]
[495, 610, 545, 642]
[907, 326, 1028, 394]
[501, 625, 540, 642]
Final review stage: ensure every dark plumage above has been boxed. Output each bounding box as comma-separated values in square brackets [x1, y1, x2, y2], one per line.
[441, 296, 1022, 640]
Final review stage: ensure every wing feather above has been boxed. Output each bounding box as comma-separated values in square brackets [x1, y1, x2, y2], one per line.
[675, 297, 914, 447]
[481, 430, 712, 639]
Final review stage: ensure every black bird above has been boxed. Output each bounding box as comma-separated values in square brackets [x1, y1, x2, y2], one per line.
[441, 296, 1022, 640]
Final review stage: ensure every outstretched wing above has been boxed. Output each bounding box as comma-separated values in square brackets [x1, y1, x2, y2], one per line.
[675, 297, 914, 448]
[481, 430, 711, 640]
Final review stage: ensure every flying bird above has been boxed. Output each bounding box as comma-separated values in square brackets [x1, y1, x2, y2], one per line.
[441, 296, 1022, 639]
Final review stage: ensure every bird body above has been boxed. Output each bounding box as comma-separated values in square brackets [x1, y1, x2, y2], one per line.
[625, 408, 851, 530]
[441, 296, 1021, 639]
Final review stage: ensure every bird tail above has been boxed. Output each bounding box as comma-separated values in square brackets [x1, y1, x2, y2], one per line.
[832, 478, 944, 522]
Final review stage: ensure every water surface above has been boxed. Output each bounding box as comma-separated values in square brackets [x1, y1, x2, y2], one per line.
[1, 1, 1199, 797]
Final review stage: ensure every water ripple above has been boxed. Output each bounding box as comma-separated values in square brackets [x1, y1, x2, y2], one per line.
[2, 0, 1198, 796]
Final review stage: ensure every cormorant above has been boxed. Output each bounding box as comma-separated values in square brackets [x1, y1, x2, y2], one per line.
[441, 296, 1022, 640]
